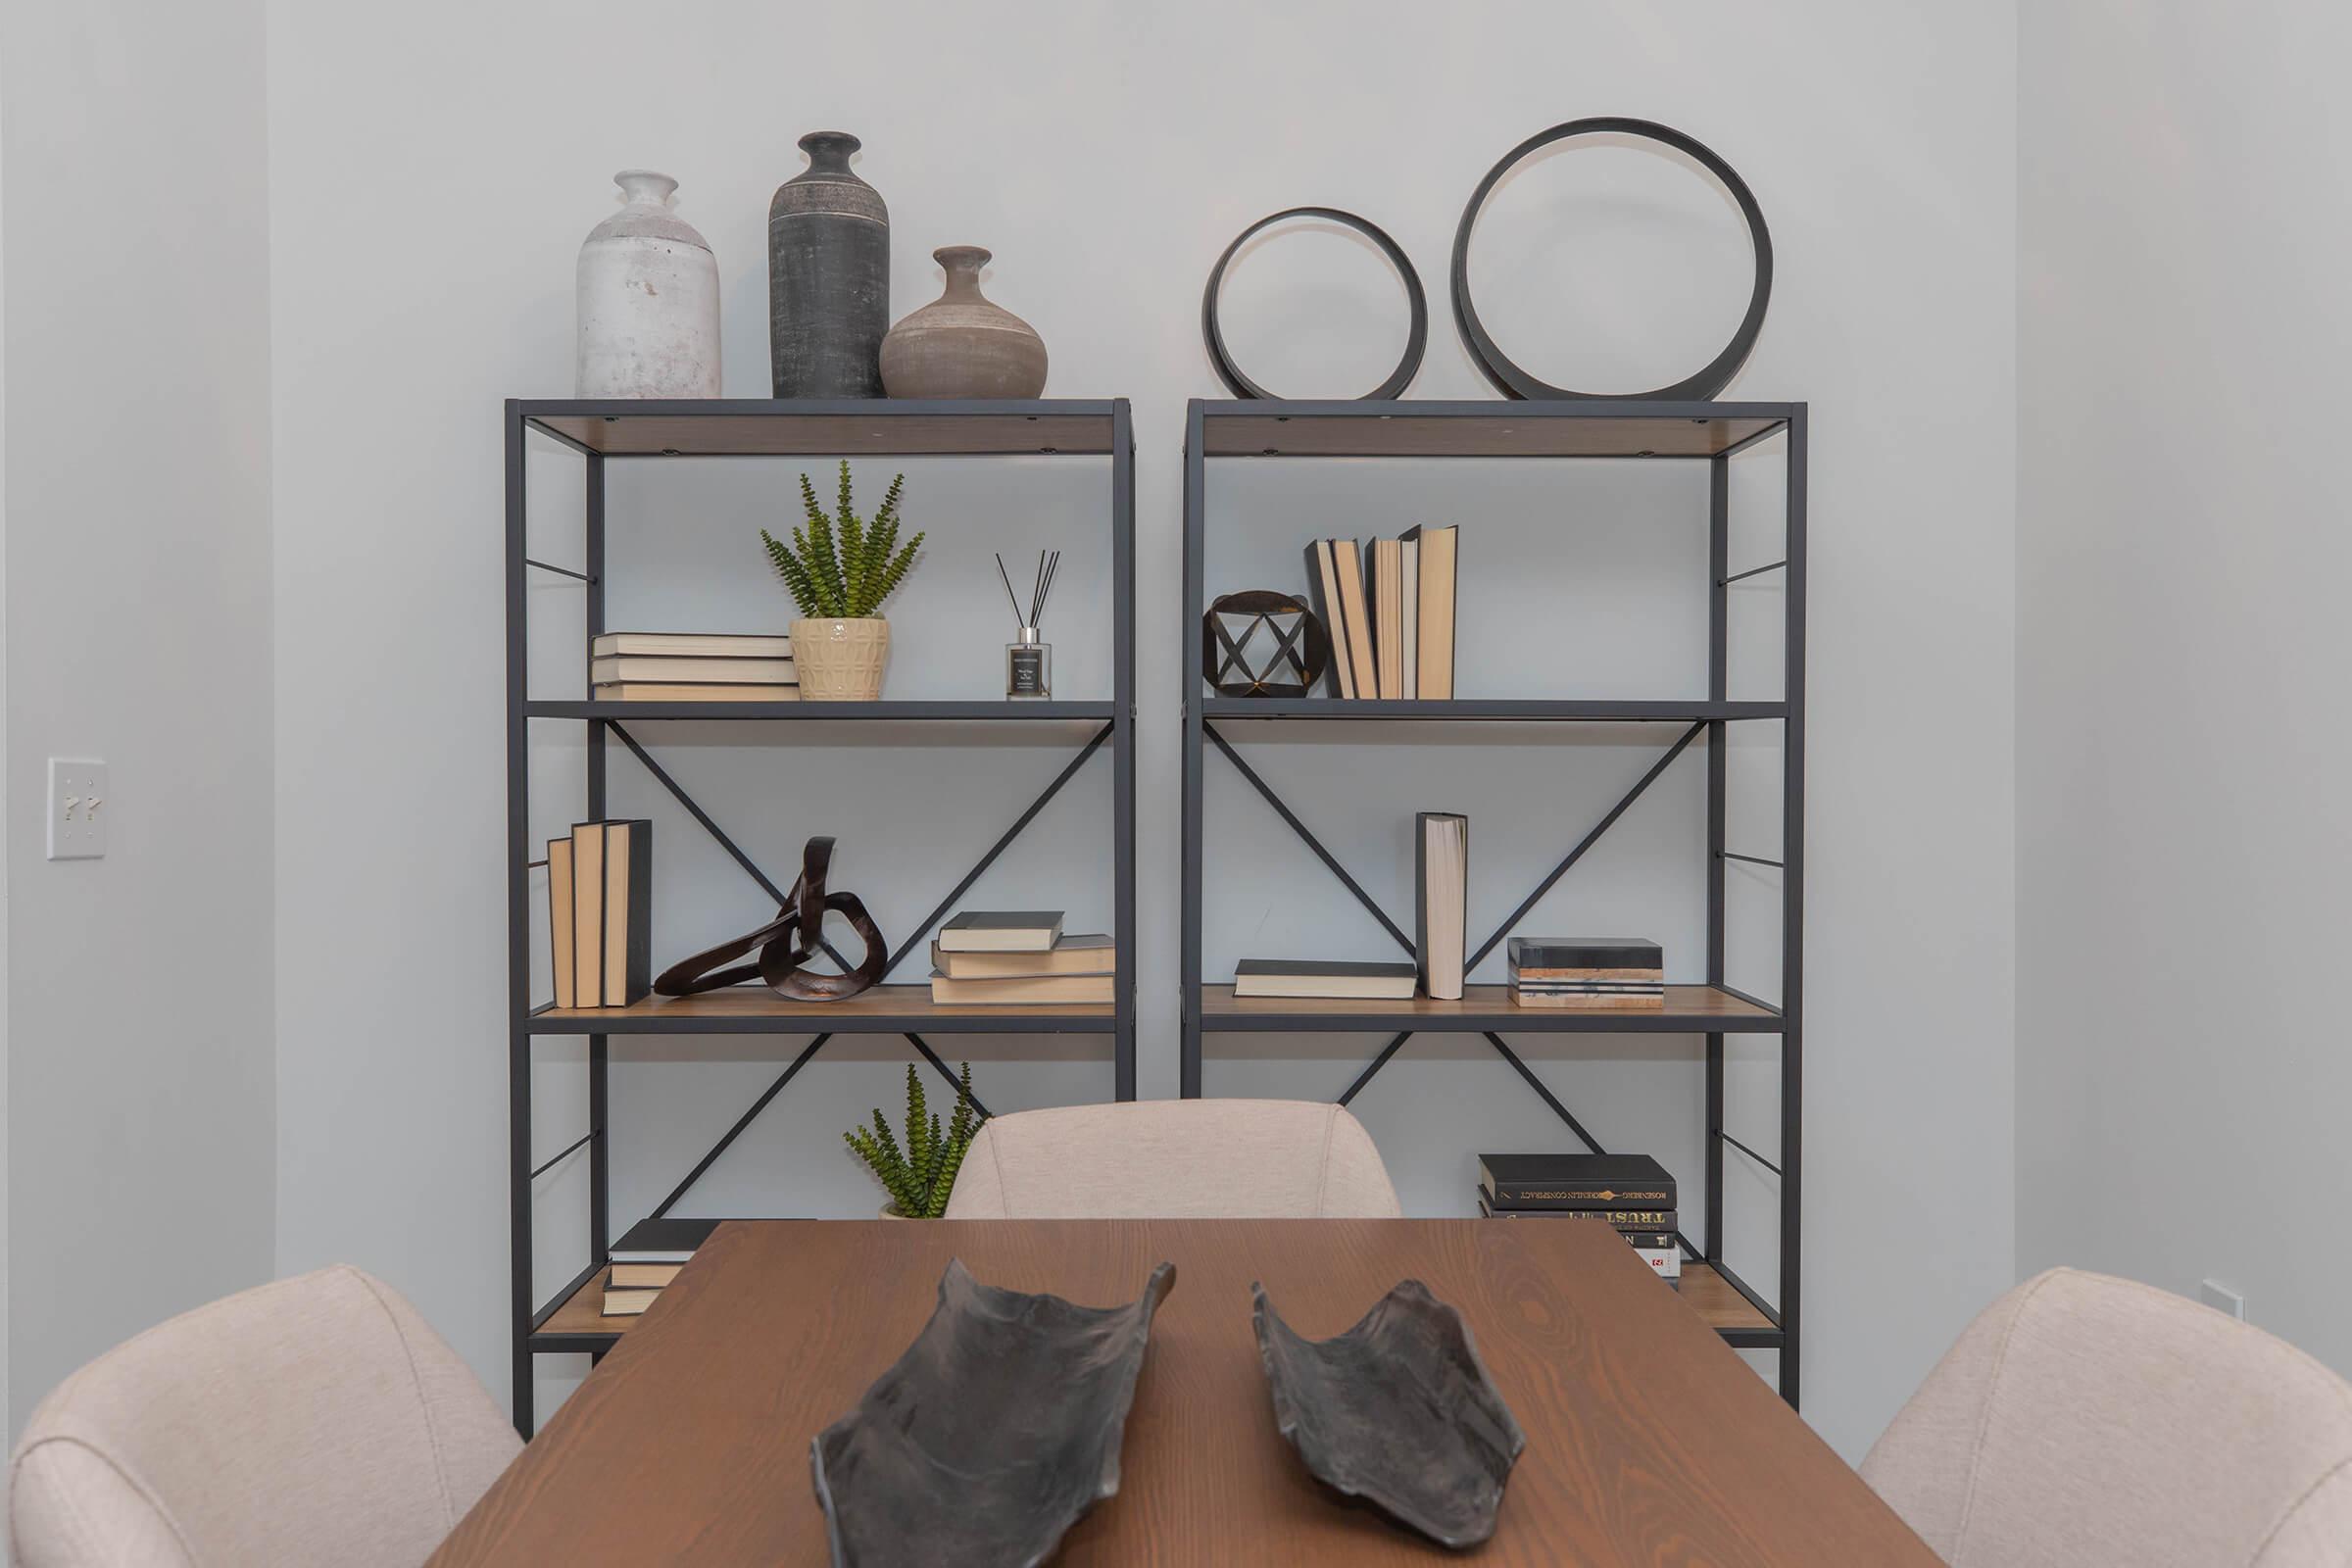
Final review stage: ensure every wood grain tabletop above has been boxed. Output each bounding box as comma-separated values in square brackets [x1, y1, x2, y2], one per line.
[432, 1219, 1935, 1566]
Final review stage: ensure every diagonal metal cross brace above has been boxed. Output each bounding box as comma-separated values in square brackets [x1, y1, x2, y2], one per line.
[1203, 723, 1415, 956]
[882, 723, 1112, 980]
[648, 1033, 832, 1219]
[1465, 721, 1705, 972]
[1484, 1033, 1608, 1154]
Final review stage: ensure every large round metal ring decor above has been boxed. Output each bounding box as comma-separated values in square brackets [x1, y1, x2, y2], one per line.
[1201, 207, 1429, 400]
[1450, 118, 1774, 402]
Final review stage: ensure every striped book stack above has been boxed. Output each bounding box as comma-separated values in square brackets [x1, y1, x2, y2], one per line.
[591, 632, 798, 701]
[1507, 937, 1664, 1010]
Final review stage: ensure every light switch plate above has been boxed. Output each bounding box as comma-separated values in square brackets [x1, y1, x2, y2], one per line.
[2200, 1278, 2245, 1320]
[47, 758, 108, 860]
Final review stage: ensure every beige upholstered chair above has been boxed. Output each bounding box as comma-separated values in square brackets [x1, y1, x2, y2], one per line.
[10, 1265, 518, 1567]
[944, 1099, 1402, 1218]
[1862, 1267, 2352, 1567]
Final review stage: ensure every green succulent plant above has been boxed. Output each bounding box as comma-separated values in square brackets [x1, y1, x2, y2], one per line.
[760, 460, 925, 618]
[843, 1061, 984, 1218]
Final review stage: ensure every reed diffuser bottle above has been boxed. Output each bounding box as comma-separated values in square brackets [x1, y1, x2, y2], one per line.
[997, 551, 1059, 700]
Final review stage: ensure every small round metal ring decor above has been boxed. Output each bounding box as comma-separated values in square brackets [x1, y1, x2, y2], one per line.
[1202, 207, 1429, 401]
[1450, 117, 1774, 402]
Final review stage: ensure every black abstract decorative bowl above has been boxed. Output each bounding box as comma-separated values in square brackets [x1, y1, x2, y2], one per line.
[811, 1258, 1178, 1568]
[1251, 1278, 1526, 1548]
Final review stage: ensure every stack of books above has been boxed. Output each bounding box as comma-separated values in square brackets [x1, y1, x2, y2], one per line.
[1232, 959, 1417, 999]
[600, 1216, 719, 1317]
[929, 911, 1114, 1004]
[1301, 524, 1457, 699]
[590, 632, 798, 702]
[1477, 1152, 1682, 1286]
[1507, 938, 1665, 1009]
[546, 819, 652, 1008]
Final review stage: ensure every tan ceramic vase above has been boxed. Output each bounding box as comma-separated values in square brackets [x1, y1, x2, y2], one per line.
[791, 617, 891, 700]
[880, 246, 1048, 398]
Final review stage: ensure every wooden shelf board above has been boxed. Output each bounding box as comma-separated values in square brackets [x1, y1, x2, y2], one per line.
[531, 1268, 633, 1349]
[526, 699, 1114, 722]
[523, 1241, 1777, 1355]
[530, 984, 1120, 1035]
[1197, 400, 1794, 460]
[1201, 698, 1785, 722]
[1678, 1262, 1780, 1338]
[1199, 983, 1783, 1034]
[518, 398, 1119, 457]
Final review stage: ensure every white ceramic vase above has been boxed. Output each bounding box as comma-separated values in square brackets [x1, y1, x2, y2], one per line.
[575, 171, 721, 398]
[790, 617, 891, 701]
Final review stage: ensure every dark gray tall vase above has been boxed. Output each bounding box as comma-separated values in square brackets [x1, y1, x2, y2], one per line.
[768, 130, 889, 398]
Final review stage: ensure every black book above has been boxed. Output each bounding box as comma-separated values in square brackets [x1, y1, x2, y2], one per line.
[1235, 958, 1418, 1000]
[602, 818, 654, 1007]
[1477, 1152, 1676, 1210]
[609, 1216, 723, 1264]
[1507, 937, 1663, 972]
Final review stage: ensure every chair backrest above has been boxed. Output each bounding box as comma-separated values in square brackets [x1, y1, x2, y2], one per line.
[10, 1265, 519, 1568]
[943, 1100, 1402, 1218]
[1861, 1267, 2352, 1567]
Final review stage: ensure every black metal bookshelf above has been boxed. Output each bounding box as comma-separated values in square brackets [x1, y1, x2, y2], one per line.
[1177, 397, 1807, 1400]
[504, 398, 1137, 1435]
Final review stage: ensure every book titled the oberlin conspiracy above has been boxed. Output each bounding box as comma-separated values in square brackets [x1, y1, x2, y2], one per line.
[1478, 1152, 1683, 1286]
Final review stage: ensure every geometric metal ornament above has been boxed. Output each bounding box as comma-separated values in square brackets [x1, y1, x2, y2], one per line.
[1202, 589, 1330, 698]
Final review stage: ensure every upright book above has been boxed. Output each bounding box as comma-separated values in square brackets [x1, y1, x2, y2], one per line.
[570, 822, 606, 1006]
[546, 837, 576, 1008]
[1331, 539, 1377, 699]
[1371, 536, 1404, 699]
[1302, 539, 1355, 699]
[1414, 811, 1468, 1000]
[600, 819, 654, 1006]
[1401, 523, 1457, 699]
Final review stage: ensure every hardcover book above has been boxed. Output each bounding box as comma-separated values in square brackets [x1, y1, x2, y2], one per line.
[938, 910, 1064, 953]
[601, 1288, 661, 1317]
[592, 631, 797, 659]
[1477, 1152, 1677, 1210]
[1332, 539, 1377, 699]
[1415, 812, 1468, 1001]
[1371, 536, 1404, 699]
[589, 655, 799, 684]
[1400, 524, 1456, 700]
[547, 837, 576, 1009]
[1507, 937, 1664, 972]
[1302, 540, 1353, 698]
[1476, 1196, 1679, 1229]
[928, 971, 1113, 1005]
[1233, 958, 1419, 1000]
[601, 819, 654, 1006]
[592, 682, 800, 702]
[609, 1215, 721, 1264]
[570, 822, 605, 1007]
[931, 933, 1113, 980]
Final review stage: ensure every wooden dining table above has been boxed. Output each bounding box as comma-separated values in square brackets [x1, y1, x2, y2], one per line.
[432, 1219, 1936, 1565]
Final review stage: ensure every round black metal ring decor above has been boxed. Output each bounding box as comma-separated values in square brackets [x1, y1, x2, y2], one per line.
[1202, 207, 1429, 401]
[1450, 117, 1774, 402]
[1203, 590, 1331, 697]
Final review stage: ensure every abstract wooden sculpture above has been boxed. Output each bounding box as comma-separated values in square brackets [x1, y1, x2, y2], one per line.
[654, 836, 887, 1002]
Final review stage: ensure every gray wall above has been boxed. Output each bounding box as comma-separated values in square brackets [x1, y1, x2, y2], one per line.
[0, 0, 277, 1433]
[268, 0, 2019, 1458]
[2016, 4, 2352, 1363]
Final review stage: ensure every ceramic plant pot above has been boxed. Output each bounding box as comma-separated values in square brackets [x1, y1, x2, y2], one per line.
[791, 617, 891, 700]
[768, 131, 889, 397]
[576, 171, 722, 397]
[880, 246, 1048, 399]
